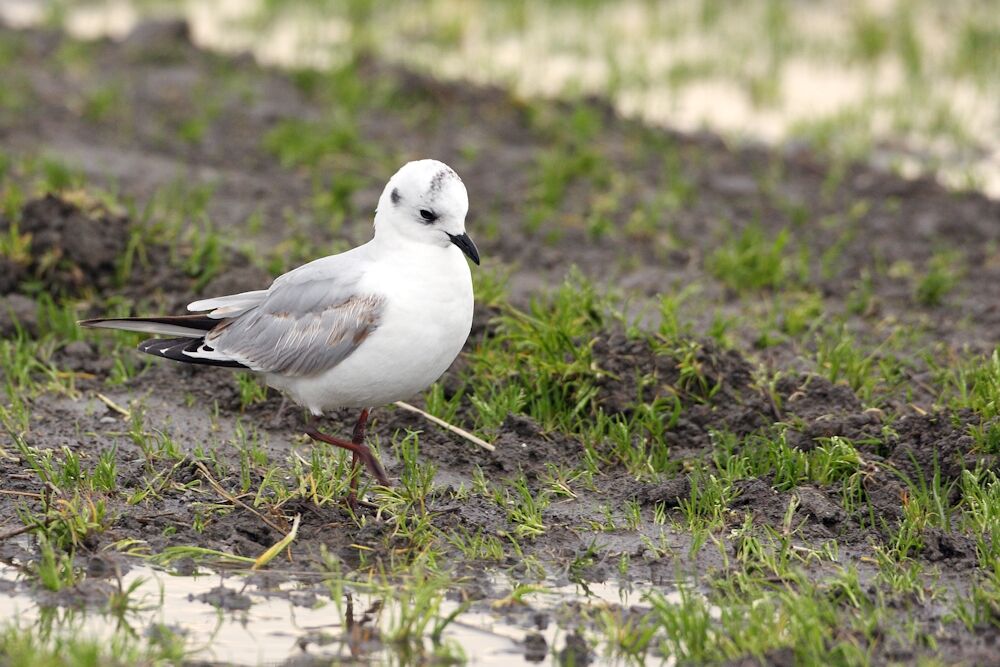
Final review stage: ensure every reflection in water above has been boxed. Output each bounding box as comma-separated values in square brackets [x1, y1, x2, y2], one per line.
[0, 559, 673, 665]
[2, 0, 997, 195]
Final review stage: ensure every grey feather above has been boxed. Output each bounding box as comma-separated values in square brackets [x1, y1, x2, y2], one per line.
[188, 290, 268, 318]
[203, 248, 384, 377]
[79, 318, 212, 337]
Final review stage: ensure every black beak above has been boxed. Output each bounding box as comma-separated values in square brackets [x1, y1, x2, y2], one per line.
[448, 232, 480, 265]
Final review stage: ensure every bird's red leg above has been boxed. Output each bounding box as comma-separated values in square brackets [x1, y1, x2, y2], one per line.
[351, 409, 370, 443]
[304, 412, 389, 507]
[346, 409, 371, 507]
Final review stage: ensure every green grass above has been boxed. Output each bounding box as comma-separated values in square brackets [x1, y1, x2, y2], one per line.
[263, 118, 364, 169]
[0, 622, 187, 667]
[707, 225, 807, 293]
[80, 84, 124, 123]
[914, 252, 959, 307]
[31, 536, 81, 592]
[936, 347, 1000, 420]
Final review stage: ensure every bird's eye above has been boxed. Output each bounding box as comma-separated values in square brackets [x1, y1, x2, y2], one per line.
[419, 209, 438, 223]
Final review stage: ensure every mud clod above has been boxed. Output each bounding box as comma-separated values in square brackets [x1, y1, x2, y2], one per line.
[524, 631, 548, 662]
[920, 527, 976, 563]
[794, 486, 846, 529]
[642, 477, 692, 508]
[14, 195, 129, 293]
[84, 554, 117, 579]
[194, 585, 253, 611]
[728, 477, 797, 531]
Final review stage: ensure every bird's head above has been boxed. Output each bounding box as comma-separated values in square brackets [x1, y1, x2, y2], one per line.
[374, 159, 479, 265]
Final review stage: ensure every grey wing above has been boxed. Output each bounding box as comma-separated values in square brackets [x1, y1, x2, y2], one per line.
[204, 276, 385, 377]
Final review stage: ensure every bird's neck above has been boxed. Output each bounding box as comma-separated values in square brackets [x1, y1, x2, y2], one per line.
[371, 226, 444, 263]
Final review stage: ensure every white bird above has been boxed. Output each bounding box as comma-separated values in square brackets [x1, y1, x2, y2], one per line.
[81, 159, 479, 504]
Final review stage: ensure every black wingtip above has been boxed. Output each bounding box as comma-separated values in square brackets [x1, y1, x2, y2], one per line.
[137, 337, 248, 368]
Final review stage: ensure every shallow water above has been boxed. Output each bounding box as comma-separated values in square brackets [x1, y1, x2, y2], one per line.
[2, 0, 997, 196]
[0, 557, 667, 664]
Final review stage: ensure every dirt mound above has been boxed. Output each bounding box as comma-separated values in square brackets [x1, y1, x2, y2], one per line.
[885, 411, 992, 485]
[778, 374, 883, 450]
[2, 194, 129, 296]
[592, 333, 760, 415]
[0, 193, 271, 330]
[592, 333, 773, 456]
[414, 412, 588, 484]
[777, 374, 863, 422]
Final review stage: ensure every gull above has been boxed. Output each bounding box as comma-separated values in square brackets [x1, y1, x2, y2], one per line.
[81, 159, 479, 505]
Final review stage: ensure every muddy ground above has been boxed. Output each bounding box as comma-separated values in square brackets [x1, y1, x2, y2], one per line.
[1, 20, 1000, 666]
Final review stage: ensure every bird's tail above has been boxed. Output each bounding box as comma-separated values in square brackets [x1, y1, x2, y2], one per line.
[78, 314, 220, 337]
[78, 314, 246, 368]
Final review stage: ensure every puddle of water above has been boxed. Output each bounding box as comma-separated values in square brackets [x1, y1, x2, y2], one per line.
[2, 0, 996, 196]
[0, 558, 684, 665]
[1, 563, 338, 663]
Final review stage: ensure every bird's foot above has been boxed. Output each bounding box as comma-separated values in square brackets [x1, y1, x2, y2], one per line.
[304, 410, 391, 510]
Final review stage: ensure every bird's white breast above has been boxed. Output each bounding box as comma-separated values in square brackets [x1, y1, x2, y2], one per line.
[267, 244, 474, 414]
